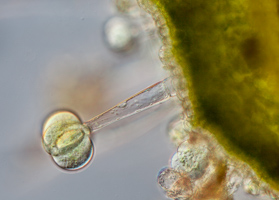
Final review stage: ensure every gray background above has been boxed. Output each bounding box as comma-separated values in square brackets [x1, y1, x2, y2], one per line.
[0, 1, 271, 199]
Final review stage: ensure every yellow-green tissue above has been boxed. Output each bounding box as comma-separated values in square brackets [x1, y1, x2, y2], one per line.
[150, 0, 279, 191]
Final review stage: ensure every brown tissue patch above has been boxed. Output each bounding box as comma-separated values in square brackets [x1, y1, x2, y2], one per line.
[276, 0, 279, 16]
[241, 37, 262, 69]
[194, 162, 229, 200]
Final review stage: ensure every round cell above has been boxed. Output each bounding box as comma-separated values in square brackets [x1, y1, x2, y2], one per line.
[167, 116, 191, 147]
[157, 167, 193, 199]
[103, 16, 136, 52]
[171, 141, 209, 179]
[42, 111, 94, 170]
[157, 167, 181, 191]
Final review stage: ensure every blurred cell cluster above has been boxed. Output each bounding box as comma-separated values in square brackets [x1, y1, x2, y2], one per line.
[158, 114, 278, 199]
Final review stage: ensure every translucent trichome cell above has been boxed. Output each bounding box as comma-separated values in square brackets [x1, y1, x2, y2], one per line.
[42, 77, 176, 170]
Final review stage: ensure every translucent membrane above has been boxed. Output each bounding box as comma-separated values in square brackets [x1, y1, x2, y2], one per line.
[42, 77, 176, 170]
[84, 77, 176, 133]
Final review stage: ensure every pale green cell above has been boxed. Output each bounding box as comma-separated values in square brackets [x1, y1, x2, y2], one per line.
[42, 111, 93, 170]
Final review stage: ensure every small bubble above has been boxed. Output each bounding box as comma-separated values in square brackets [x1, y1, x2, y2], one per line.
[118, 102, 127, 108]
